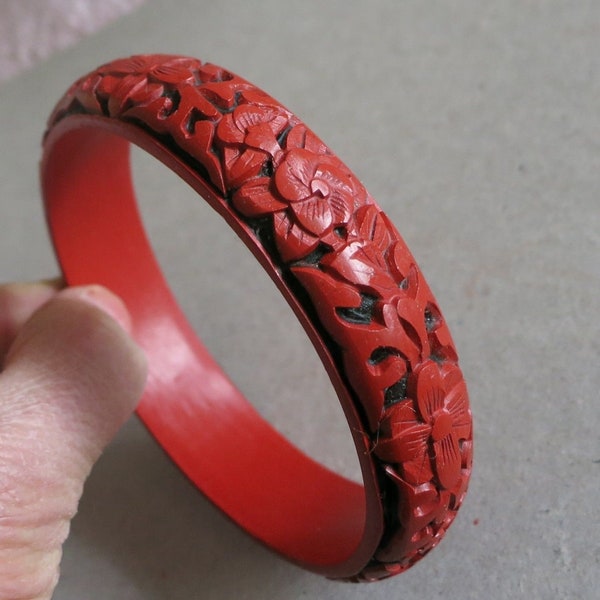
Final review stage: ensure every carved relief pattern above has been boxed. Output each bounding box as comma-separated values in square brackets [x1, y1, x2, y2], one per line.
[48, 55, 473, 581]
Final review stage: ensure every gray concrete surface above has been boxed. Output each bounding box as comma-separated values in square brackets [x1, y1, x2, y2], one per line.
[0, 1, 598, 598]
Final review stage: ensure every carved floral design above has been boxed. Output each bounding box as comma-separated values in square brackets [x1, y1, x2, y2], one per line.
[217, 104, 290, 154]
[231, 147, 361, 238]
[216, 104, 293, 188]
[274, 149, 356, 235]
[375, 360, 471, 489]
[46, 55, 473, 581]
[83, 55, 202, 118]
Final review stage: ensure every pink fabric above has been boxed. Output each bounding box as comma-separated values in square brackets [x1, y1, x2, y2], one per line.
[0, 0, 145, 83]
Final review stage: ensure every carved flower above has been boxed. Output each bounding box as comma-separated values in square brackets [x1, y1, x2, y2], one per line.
[273, 148, 356, 235]
[93, 55, 201, 117]
[231, 147, 358, 240]
[217, 104, 290, 157]
[375, 361, 471, 490]
[215, 104, 292, 188]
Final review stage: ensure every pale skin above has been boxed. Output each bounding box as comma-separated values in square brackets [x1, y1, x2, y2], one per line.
[0, 280, 147, 599]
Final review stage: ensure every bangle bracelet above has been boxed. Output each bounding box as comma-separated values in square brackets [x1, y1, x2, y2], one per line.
[41, 55, 473, 582]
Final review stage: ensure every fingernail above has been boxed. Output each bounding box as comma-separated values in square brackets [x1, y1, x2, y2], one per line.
[58, 286, 133, 333]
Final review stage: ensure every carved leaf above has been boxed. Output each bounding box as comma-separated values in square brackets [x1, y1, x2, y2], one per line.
[235, 105, 286, 133]
[353, 242, 389, 273]
[387, 401, 421, 436]
[291, 266, 363, 334]
[323, 242, 396, 292]
[396, 297, 429, 355]
[324, 242, 376, 288]
[122, 95, 177, 129]
[282, 123, 302, 150]
[216, 112, 245, 144]
[293, 266, 362, 306]
[273, 212, 321, 262]
[196, 62, 234, 83]
[152, 57, 200, 84]
[355, 205, 392, 254]
[388, 239, 415, 281]
[106, 75, 164, 117]
[402, 454, 436, 486]
[284, 124, 330, 155]
[73, 74, 104, 114]
[380, 398, 417, 430]
[232, 178, 288, 218]
[380, 304, 423, 367]
[103, 55, 154, 75]
[96, 73, 123, 98]
[245, 124, 283, 158]
[223, 147, 266, 188]
[201, 80, 249, 110]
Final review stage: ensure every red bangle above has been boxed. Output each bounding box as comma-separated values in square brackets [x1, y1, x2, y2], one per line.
[41, 55, 473, 582]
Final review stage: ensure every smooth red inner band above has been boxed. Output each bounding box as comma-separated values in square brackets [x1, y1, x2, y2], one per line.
[42, 118, 381, 575]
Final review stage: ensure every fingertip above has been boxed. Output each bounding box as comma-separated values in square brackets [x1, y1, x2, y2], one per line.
[57, 285, 133, 334]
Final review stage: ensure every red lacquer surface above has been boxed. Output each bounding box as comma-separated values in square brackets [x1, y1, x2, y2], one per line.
[41, 55, 473, 581]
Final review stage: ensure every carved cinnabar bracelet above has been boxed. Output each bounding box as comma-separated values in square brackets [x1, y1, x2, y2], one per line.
[41, 55, 473, 581]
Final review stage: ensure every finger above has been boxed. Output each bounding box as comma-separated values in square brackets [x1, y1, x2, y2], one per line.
[0, 278, 63, 363]
[0, 285, 147, 600]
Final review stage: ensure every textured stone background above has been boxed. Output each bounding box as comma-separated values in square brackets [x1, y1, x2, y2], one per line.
[0, 1, 598, 599]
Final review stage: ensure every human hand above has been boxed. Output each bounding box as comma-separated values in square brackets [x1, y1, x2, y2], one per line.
[0, 280, 147, 599]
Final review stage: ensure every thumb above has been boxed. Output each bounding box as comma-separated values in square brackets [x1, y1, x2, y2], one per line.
[0, 285, 147, 600]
